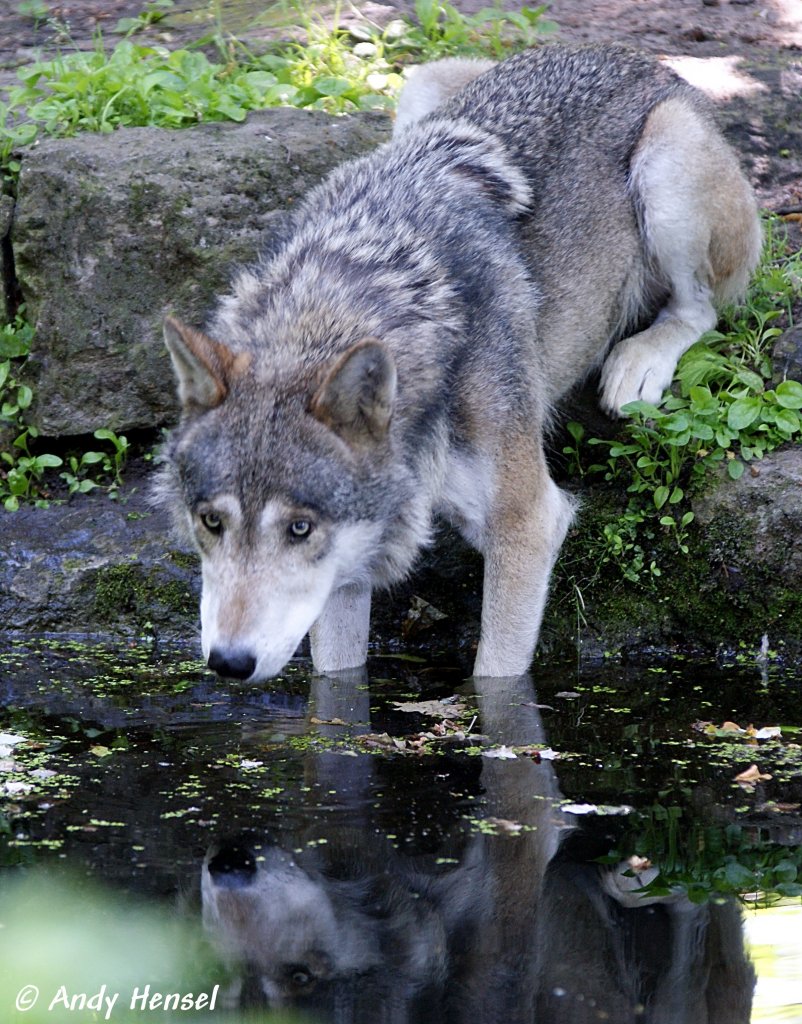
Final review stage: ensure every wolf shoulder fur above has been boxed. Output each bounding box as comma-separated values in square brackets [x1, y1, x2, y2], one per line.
[160, 44, 761, 682]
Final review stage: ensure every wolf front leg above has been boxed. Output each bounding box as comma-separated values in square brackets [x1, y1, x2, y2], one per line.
[473, 443, 574, 678]
[309, 582, 372, 674]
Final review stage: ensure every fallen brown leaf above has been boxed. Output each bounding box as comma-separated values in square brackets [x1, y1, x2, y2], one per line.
[734, 764, 772, 788]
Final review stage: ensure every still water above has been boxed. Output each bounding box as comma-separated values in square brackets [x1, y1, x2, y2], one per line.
[1, 636, 801, 1022]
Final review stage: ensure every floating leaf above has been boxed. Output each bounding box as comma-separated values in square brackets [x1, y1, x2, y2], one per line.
[752, 726, 782, 740]
[393, 699, 466, 719]
[734, 764, 772, 787]
[482, 745, 517, 760]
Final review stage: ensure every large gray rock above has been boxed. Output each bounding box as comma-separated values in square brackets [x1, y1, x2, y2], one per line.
[0, 193, 15, 323]
[0, 472, 200, 634]
[692, 445, 802, 621]
[12, 109, 391, 436]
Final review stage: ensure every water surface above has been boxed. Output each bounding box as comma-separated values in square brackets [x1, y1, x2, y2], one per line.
[2, 637, 801, 1022]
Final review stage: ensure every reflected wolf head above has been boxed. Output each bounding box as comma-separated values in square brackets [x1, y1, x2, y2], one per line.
[201, 834, 451, 1012]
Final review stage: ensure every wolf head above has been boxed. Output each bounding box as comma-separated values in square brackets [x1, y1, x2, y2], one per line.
[161, 316, 396, 682]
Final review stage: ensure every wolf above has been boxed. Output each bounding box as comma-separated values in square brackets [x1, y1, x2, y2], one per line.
[159, 44, 761, 682]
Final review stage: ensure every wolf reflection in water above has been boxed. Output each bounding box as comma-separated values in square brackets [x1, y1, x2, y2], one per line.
[201, 671, 755, 1022]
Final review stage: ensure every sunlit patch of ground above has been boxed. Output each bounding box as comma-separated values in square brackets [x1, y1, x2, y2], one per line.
[662, 54, 768, 100]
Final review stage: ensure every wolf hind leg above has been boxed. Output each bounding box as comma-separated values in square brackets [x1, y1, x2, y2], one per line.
[309, 583, 372, 674]
[394, 57, 495, 135]
[599, 96, 762, 416]
[473, 438, 575, 678]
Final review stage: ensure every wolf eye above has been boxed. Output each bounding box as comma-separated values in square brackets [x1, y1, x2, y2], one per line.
[200, 511, 223, 534]
[288, 519, 313, 541]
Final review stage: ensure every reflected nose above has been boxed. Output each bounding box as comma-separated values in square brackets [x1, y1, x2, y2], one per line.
[207, 647, 256, 680]
[207, 841, 258, 889]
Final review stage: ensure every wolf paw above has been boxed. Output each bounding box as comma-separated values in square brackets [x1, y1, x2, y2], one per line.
[599, 339, 675, 417]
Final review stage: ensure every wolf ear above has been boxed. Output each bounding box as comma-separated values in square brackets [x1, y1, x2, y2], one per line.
[163, 316, 249, 413]
[311, 340, 396, 446]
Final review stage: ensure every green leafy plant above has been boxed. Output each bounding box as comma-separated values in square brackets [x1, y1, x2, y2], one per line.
[0, 1, 555, 150]
[566, 220, 802, 584]
[1, 428, 62, 510]
[1, 313, 61, 509]
[59, 449, 106, 495]
[91, 427, 130, 492]
[57, 430, 129, 498]
[0, 104, 37, 182]
[1, 312, 131, 508]
[382, 0, 555, 62]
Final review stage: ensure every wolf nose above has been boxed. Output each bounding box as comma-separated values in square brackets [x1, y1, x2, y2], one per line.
[208, 648, 256, 680]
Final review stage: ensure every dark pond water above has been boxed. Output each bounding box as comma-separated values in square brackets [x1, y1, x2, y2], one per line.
[1, 636, 801, 1023]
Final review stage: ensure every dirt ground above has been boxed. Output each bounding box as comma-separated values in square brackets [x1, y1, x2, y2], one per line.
[0, 0, 800, 215]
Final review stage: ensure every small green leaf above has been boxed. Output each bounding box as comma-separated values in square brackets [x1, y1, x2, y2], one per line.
[715, 429, 733, 448]
[776, 379, 802, 409]
[312, 76, 352, 97]
[664, 413, 690, 432]
[727, 397, 761, 431]
[620, 400, 662, 419]
[81, 450, 106, 465]
[724, 860, 755, 889]
[735, 367, 765, 392]
[775, 408, 800, 436]
[654, 486, 669, 509]
[727, 459, 745, 480]
[688, 385, 714, 408]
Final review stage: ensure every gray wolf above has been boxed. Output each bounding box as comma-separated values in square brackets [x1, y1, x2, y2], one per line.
[159, 44, 761, 682]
